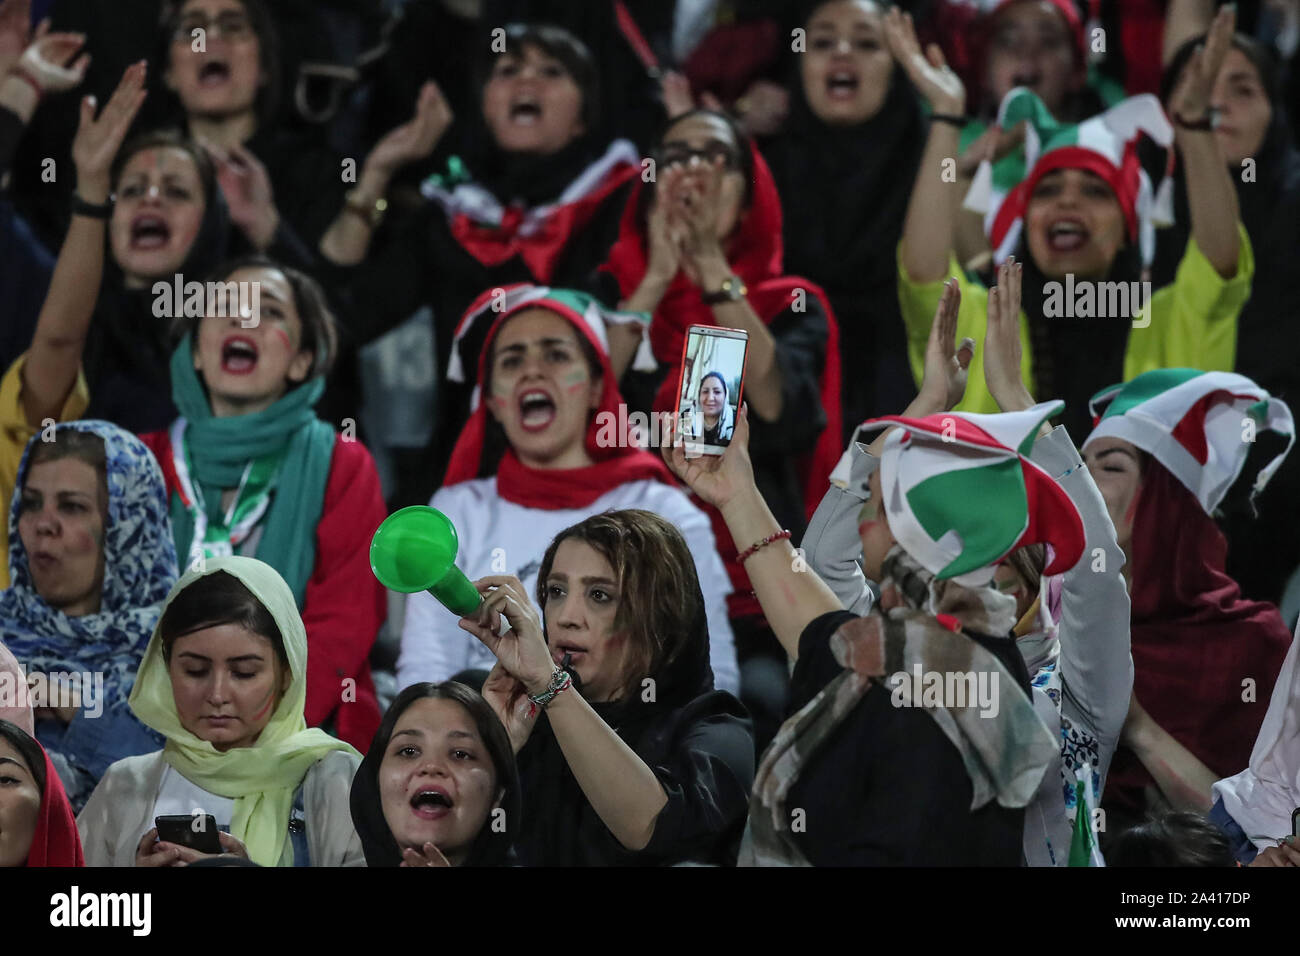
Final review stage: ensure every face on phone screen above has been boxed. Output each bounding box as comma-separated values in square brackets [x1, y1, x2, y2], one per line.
[677, 326, 748, 456]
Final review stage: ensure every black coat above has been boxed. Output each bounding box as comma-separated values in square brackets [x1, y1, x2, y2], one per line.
[785, 610, 1031, 866]
[513, 602, 754, 867]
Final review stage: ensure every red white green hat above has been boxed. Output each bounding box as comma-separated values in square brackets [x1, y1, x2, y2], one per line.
[861, 401, 1085, 586]
[964, 87, 1175, 266]
[447, 283, 654, 403]
[1084, 369, 1295, 515]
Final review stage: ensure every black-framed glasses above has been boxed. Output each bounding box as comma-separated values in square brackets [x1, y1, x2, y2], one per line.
[173, 11, 255, 44]
[656, 142, 741, 171]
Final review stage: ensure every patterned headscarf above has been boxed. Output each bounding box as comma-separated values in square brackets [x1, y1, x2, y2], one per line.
[0, 421, 179, 718]
[739, 547, 1057, 866]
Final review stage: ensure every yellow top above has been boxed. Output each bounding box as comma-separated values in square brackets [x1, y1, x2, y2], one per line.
[0, 353, 90, 588]
[897, 225, 1256, 414]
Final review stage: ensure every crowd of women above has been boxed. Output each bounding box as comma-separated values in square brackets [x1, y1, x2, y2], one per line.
[2, 0, 1300, 868]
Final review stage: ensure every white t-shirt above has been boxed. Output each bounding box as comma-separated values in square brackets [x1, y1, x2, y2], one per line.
[143, 764, 236, 849]
[396, 477, 739, 695]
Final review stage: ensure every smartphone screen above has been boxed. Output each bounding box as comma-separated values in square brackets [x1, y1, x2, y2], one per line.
[676, 325, 749, 457]
[155, 813, 222, 854]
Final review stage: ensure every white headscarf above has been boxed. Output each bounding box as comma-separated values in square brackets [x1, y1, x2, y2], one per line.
[1212, 621, 1300, 848]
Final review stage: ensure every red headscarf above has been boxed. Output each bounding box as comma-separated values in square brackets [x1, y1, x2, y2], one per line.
[600, 140, 843, 519]
[23, 737, 84, 867]
[442, 290, 675, 509]
[600, 141, 842, 620]
[1103, 463, 1293, 812]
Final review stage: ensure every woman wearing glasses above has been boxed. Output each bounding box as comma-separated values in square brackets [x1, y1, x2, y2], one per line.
[155, 0, 356, 257]
[595, 108, 841, 755]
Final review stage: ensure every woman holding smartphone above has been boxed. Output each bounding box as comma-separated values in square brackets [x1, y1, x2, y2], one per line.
[597, 109, 841, 752]
[396, 286, 738, 698]
[77, 557, 364, 867]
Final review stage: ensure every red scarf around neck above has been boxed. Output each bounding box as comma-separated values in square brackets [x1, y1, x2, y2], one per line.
[442, 297, 675, 509]
[600, 142, 843, 619]
[599, 141, 842, 519]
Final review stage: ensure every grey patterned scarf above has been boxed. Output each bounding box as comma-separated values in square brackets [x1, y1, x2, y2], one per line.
[739, 547, 1058, 866]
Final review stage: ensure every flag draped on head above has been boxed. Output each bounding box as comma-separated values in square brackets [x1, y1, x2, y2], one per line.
[441, 284, 674, 508]
[1084, 368, 1295, 515]
[860, 402, 1086, 586]
[964, 87, 1175, 266]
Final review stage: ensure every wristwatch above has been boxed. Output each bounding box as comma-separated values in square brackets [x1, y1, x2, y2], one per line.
[343, 189, 388, 228]
[527, 666, 573, 709]
[702, 275, 747, 306]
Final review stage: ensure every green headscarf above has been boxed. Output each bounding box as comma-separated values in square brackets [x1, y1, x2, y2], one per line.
[128, 556, 359, 866]
[168, 335, 335, 606]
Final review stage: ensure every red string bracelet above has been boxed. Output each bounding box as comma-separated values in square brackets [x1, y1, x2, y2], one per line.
[7, 68, 43, 103]
[737, 529, 791, 564]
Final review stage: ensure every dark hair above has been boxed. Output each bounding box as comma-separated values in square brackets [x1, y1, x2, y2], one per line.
[536, 510, 705, 702]
[480, 23, 599, 135]
[0, 718, 47, 795]
[159, 0, 282, 128]
[699, 371, 728, 398]
[25, 430, 109, 514]
[191, 255, 339, 379]
[352, 682, 520, 867]
[641, 109, 756, 227]
[1106, 811, 1237, 867]
[1161, 32, 1280, 109]
[158, 570, 287, 668]
[111, 129, 217, 201]
[475, 305, 603, 478]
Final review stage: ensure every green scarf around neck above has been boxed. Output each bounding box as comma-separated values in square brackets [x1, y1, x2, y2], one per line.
[168, 337, 335, 606]
[129, 557, 359, 866]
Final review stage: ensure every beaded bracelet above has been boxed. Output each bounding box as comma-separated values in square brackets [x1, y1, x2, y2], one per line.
[737, 528, 791, 564]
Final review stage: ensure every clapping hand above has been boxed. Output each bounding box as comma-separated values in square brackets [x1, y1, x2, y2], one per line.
[914, 278, 973, 415]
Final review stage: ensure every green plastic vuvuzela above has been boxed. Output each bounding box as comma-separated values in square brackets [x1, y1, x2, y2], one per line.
[369, 506, 483, 615]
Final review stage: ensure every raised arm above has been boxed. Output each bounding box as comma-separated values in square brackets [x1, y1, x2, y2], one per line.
[0, 10, 89, 177]
[666, 280, 971, 659]
[885, 7, 967, 285]
[1162, 0, 1215, 67]
[22, 61, 145, 426]
[1168, 6, 1241, 278]
[460, 575, 669, 852]
[984, 258, 1133, 768]
[318, 80, 452, 266]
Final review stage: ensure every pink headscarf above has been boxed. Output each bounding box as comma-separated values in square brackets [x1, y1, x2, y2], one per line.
[0, 640, 33, 734]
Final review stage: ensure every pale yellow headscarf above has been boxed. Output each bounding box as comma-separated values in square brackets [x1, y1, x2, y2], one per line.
[128, 556, 358, 866]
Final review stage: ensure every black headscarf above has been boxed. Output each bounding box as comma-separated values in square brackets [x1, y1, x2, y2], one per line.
[349, 682, 519, 868]
[1150, 37, 1300, 604]
[81, 161, 231, 433]
[511, 566, 734, 866]
[762, 55, 925, 436]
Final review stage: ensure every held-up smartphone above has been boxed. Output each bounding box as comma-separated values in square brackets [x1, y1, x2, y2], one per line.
[155, 813, 222, 854]
[675, 325, 749, 457]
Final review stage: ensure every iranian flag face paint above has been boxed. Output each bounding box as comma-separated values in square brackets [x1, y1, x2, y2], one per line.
[167, 623, 286, 751]
[486, 309, 600, 469]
